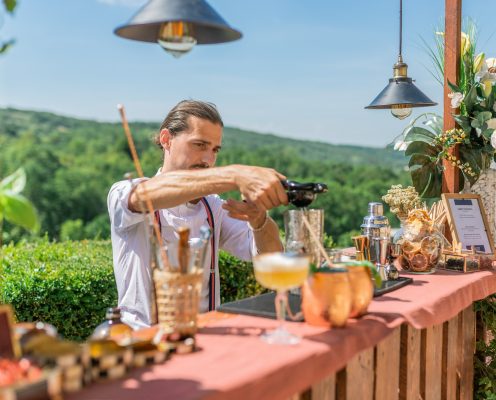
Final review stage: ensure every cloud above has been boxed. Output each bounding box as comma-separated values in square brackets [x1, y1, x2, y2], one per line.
[97, 0, 147, 7]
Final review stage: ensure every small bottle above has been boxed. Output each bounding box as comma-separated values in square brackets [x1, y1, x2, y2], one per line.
[90, 308, 133, 357]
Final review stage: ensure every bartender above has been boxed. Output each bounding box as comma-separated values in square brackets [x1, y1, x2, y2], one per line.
[107, 100, 287, 328]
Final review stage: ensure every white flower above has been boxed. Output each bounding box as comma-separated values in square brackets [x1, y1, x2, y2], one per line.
[491, 131, 496, 149]
[486, 58, 496, 71]
[487, 119, 496, 130]
[475, 59, 496, 97]
[476, 128, 482, 136]
[448, 92, 464, 108]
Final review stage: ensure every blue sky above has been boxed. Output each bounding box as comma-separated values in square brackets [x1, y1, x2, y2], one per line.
[1, 0, 495, 147]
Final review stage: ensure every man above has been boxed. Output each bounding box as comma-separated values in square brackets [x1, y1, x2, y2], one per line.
[108, 100, 288, 328]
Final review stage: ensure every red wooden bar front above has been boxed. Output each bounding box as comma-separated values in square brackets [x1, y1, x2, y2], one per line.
[69, 270, 496, 400]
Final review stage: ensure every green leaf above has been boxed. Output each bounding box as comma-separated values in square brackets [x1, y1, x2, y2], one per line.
[476, 111, 492, 125]
[410, 159, 442, 198]
[405, 141, 439, 157]
[404, 127, 437, 145]
[0, 193, 39, 232]
[0, 39, 15, 54]
[447, 80, 462, 94]
[482, 129, 495, 140]
[453, 115, 472, 132]
[0, 168, 26, 194]
[3, 0, 16, 13]
[464, 84, 478, 114]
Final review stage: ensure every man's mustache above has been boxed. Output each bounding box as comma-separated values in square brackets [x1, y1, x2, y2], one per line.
[189, 164, 210, 169]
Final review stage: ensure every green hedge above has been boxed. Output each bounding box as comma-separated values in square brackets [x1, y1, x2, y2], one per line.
[0, 240, 264, 341]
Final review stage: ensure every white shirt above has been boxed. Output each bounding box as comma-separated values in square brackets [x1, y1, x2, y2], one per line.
[107, 178, 258, 329]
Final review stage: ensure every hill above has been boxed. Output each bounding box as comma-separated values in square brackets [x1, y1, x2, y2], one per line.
[0, 108, 410, 243]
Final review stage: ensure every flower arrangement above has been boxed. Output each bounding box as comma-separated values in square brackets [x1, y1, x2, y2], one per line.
[393, 24, 496, 198]
[382, 184, 423, 220]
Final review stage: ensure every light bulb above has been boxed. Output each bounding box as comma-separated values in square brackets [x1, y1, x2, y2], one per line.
[390, 104, 412, 120]
[157, 21, 197, 58]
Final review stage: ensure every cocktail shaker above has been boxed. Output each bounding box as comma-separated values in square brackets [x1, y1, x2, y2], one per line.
[360, 202, 390, 264]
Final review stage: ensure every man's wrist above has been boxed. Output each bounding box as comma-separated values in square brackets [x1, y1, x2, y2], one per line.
[248, 212, 269, 232]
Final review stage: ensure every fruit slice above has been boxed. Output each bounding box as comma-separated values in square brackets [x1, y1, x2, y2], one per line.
[411, 254, 429, 272]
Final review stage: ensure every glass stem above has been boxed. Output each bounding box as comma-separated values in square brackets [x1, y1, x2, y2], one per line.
[275, 291, 287, 329]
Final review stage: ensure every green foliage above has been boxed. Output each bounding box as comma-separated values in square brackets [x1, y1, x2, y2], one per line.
[0, 240, 267, 340]
[219, 251, 266, 303]
[0, 108, 409, 243]
[1, 0, 16, 55]
[0, 239, 118, 341]
[0, 168, 39, 243]
[474, 296, 496, 400]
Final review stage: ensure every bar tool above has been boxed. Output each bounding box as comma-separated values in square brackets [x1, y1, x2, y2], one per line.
[361, 202, 390, 264]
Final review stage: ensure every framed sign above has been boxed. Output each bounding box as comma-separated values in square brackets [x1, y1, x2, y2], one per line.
[442, 193, 495, 254]
[0, 304, 20, 359]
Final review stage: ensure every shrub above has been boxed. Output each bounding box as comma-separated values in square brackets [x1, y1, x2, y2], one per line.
[0, 239, 117, 341]
[0, 240, 265, 341]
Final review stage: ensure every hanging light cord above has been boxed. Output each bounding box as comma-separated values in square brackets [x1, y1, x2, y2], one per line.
[399, 0, 403, 57]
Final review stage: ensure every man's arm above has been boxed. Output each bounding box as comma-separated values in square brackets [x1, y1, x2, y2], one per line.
[222, 199, 283, 253]
[129, 164, 288, 213]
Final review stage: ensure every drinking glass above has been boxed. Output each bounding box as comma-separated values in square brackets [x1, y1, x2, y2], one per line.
[252, 252, 310, 345]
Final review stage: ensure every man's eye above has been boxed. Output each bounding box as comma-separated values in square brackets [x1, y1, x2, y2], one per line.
[213, 148, 220, 154]
[194, 142, 206, 149]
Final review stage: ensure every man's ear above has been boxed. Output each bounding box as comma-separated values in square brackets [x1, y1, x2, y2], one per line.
[160, 129, 172, 151]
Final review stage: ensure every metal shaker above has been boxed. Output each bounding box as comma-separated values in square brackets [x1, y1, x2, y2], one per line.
[360, 202, 390, 264]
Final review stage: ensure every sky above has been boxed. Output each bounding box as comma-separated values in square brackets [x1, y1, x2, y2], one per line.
[1, 0, 496, 147]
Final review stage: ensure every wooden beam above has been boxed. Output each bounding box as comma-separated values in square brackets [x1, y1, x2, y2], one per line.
[442, 0, 462, 193]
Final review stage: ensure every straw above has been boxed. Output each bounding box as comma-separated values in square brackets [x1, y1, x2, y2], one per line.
[301, 213, 334, 267]
[117, 104, 170, 271]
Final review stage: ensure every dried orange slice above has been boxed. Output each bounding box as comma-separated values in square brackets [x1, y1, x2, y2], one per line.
[401, 240, 421, 256]
[420, 236, 439, 256]
[397, 255, 411, 270]
[411, 254, 429, 272]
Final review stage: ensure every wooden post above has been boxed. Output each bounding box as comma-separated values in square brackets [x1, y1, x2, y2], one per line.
[442, 0, 462, 193]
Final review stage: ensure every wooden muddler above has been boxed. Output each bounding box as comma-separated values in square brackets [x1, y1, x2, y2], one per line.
[117, 104, 170, 271]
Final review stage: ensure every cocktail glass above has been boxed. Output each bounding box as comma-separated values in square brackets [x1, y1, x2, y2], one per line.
[252, 252, 310, 345]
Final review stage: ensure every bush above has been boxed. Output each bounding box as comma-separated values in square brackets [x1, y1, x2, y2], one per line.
[0, 239, 117, 341]
[0, 240, 265, 341]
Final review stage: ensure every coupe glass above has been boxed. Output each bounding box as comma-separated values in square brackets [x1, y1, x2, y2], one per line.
[252, 252, 310, 345]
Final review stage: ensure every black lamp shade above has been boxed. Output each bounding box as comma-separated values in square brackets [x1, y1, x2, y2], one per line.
[365, 77, 437, 109]
[114, 0, 242, 44]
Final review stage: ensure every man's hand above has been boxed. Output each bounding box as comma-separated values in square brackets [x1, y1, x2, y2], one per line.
[221, 199, 267, 227]
[230, 165, 288, 211]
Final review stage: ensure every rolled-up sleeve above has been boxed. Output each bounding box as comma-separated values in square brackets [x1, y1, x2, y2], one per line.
[218, 204, 257, 262]
[107, 179, 147, 232]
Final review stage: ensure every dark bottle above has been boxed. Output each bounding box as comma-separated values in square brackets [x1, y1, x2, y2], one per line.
[281, 180, 328, 208]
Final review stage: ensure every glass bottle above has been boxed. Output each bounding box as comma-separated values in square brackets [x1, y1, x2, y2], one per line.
[89, 308, 133, 357]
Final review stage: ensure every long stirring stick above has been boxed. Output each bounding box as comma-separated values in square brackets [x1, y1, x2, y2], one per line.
[300, 213, 334, 267]
[117, 104, 170, 271]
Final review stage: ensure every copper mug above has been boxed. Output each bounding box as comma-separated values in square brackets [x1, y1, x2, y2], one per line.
[345, 263, 374, 318]
[302, 268, 352, 328]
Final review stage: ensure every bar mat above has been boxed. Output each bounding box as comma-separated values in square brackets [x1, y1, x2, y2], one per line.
[218, 292, 303, 321]
[218, 277, 413, 321]
[373, 276, 413, 297]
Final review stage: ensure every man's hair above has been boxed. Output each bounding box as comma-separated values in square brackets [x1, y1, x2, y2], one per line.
[154, 100, 223, 148]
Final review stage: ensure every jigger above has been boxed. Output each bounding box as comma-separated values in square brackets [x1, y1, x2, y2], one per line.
[373, 237, 391, 281]
[352, 235, 370, 261]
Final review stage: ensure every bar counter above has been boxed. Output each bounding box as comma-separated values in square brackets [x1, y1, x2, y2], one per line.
[69, 270, 496, 400]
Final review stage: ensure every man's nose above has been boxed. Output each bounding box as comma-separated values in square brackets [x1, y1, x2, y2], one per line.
[202, 151, 216, 166]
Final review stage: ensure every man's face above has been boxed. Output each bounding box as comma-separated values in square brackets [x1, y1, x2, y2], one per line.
[161, 116, 223, 171]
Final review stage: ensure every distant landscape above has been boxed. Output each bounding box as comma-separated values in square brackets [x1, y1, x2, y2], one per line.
[0, 108, 411, 245]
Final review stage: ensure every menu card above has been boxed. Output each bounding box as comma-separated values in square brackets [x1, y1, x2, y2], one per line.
[448, 197, 492, 253]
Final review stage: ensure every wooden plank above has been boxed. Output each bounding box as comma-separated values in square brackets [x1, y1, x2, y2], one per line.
[442, 0, 462, 193]
[312, 374, 336, 400]
[336, 348, 374, 399]
[421, 324, 443, 400]
[375, 327, 401, 400]
[399, 324, 421, 400]
[459, 305, 475, 399]
[442, 314, 460, 400]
